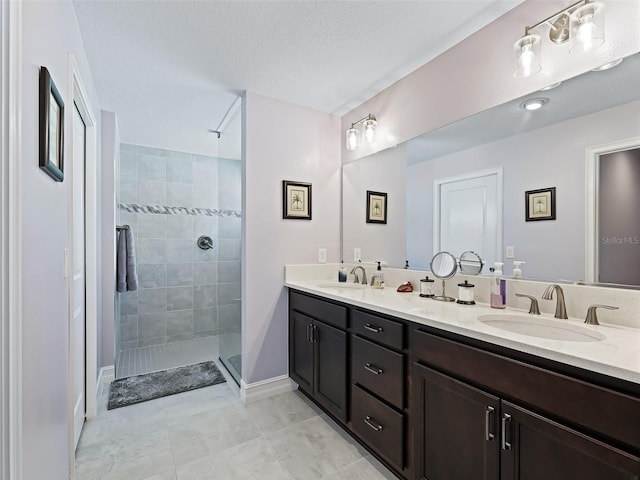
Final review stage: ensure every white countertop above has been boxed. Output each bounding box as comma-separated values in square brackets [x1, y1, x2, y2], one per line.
[285, 279, 640, 385]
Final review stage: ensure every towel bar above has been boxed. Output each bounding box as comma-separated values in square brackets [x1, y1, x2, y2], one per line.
[116, 225, 129, 231]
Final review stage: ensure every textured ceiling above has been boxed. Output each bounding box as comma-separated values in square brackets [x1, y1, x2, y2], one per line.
[73, 0, 523, 157]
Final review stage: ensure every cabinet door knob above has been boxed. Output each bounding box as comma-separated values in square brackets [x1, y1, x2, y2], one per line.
[485, 406, 495, 441]
[364, 324, 383, 333]
[364, 416, 383, 432]
[501, 413, 512, 451]
[364, 363, 383, 375]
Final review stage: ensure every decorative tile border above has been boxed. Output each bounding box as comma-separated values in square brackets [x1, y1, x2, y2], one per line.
[118, 203, 242, 218]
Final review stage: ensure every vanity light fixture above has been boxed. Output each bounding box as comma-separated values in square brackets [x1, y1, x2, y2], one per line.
[520, 98, 549, 111]
[513, 0, 605, 78]
[345, 113, 377, 151]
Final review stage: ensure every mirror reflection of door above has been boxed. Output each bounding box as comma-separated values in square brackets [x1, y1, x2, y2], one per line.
[435, 168, 502, 269]
[598, 146, 640, 285]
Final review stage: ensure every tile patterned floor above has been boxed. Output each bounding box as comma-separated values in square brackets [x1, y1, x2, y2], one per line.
[116, 336, 219, 379]
[75, 380, 397, 480]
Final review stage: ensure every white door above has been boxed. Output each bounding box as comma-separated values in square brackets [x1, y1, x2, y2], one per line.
[72, 103, 86, 448]
[435, 169, 502, 268]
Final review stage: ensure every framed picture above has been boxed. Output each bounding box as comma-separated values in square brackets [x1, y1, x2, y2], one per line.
[525, 187, 556, 221]
[39, 66, 65, 182]
[366, 190, 387, 224]
[283, 180, 312, 220]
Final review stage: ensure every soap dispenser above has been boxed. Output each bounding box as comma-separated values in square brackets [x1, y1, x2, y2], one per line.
[490, 262, 506, 309]
[513, 261, 525, 278]
[371, 261, 384, 289]
[338, 260, 347, 283]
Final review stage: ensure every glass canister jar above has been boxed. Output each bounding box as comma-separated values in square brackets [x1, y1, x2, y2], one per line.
[419, 276, 435, 298]
[456, 280, 475, 305]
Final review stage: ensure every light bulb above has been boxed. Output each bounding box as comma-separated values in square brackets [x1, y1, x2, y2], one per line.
[363, 117, 377, 143]
[513, 34, 541, 78]
[570, 2, 605, 53]
[346, 127, 358, 151]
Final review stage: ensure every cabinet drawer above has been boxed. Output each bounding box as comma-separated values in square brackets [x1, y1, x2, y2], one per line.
[351, 384, 403, 470]
[352, 310, 403, 350]
[352, 335, 404, 409]
[289, 290, 347, 330]
[412, 328, 640, 451]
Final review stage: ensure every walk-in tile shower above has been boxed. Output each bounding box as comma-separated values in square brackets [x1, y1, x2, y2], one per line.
[115, 144, 242, 384]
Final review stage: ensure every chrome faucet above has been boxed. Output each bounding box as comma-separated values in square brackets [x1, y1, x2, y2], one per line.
[542, 284, 568, 319]
[350, 266, 367, 285]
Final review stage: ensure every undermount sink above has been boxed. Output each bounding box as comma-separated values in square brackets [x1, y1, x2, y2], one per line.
[317, 282, 366, 290]
[478, 314, 606, 342]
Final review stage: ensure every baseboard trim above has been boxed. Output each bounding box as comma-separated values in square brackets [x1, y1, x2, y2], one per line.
[97, 365, 115, 393]
[240, 375, 296, 404]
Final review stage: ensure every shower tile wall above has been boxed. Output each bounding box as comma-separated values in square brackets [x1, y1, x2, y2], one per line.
[117, 144, 241, 350]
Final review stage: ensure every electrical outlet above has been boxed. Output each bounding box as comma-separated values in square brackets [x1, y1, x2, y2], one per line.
[506, 246, 515, 259]
[318, 248, 327, 264]
[353, 248, 361, 262]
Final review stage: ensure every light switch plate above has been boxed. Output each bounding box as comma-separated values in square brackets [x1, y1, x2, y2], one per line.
[318, 248, 327, 264]
[506, 246, 515, 259]
[353, 248, 361, 262]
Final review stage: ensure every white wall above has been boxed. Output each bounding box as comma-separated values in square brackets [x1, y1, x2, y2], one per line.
[21, 2, 101, 478]
[342, 0, 640, 163]
[243, 91, 341, 384]
[342, 144, 407, 267]
[100, 111, 118, 369]
[407, 99, 640, 280]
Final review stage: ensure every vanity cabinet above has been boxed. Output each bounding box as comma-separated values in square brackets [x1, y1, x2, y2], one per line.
[289, 291, 348, 422]
[287, 288, 640, 480]
[350, 310, 407, 473]
[411, 327, 640, 480]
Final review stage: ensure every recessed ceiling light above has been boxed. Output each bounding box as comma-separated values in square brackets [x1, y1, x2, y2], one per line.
[520, 98, 549, 111]
[539, 82, 562, 91]
[591, 58, 623, 72]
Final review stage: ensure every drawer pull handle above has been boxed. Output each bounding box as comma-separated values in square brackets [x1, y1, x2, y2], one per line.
[485, 406, 495, 441]
[364, 324, 383, 333]
[364, 363, 383, 375]
[501, 413, 512, 451]
[364, 416, 383, 432]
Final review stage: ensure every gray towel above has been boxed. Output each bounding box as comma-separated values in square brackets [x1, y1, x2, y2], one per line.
[116, 227, 138, 292]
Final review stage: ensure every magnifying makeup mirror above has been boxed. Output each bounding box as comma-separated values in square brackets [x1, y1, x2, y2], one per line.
[458, 251, 484, 276]
[430, 251, 457, 302]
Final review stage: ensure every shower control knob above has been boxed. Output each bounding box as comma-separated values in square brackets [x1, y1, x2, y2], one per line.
[197, 236, 214, 250]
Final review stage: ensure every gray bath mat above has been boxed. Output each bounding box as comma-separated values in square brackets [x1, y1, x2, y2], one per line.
[108, 361, 226, 410]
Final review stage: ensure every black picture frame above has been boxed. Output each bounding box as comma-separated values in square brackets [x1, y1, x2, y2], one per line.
[39, 66, 65, 182]
[366, 190, 387, 224]
[283, 180, 312, 220]
[525, 187, 556, 221]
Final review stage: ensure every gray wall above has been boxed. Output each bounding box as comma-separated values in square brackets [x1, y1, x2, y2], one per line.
[117, 144, 241, 351]
[599, 147, 640, 285]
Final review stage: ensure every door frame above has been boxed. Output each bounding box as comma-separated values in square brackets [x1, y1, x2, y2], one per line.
[66, 54, 98, 465]
[1, 1, 23, 479]
[585, 136, 640, 283]
[433, 167, 503, 260]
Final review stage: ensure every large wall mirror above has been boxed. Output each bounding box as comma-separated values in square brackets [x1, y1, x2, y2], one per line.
[342, 52, 640, 287]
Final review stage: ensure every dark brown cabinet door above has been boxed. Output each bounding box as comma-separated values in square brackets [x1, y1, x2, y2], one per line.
[314, 319, 348, 422]
[501, 401, 640, 480]
[412, 363, 500, 480]
[289, 311, 314, 393]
